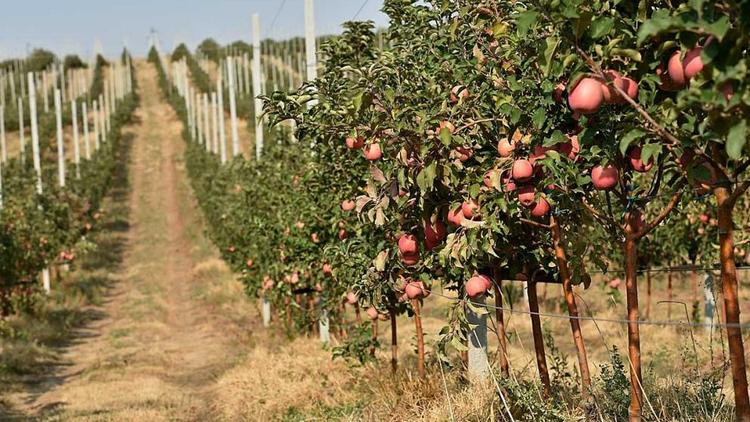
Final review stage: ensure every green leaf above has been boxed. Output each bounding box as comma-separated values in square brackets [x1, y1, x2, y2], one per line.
[641, 143, 661, 165]
[619, 128, 646, 155]
[516, 11, 539, 37]
[439, 127, 452, 146]
[540, 37, 559, 77]
[726, 120, 747, 160]
[610, 48, 642, 62]
[575, 12, 593, 39]
[590, 17, 615, 39]
[416, 162, 437, 192]
[706, 16, 730, 40]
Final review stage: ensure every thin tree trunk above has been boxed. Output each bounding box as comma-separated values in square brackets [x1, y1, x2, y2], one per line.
[390, 309, 398, 374]
[551, 217, 591, 393]
[527, 281, 551, 396]
[355, 303, 361, 324]
[413, 299, 425, 378]
[370, 319, 378, 356]
[624, 214, 643, 422]
[715, 187, 750, 421]
[492, 270, 509, 376]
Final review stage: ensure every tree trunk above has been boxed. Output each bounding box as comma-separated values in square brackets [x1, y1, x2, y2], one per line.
[492, 271, 509, 376]
[715, 187, 750, 421]
[412, 299, 425, 377]
[370, 319, 378, 356]
[527, 281, 551, 396]
[550, 217, 591, 393]
[624, 213, 643, 422]
[390, 310, 398, 374]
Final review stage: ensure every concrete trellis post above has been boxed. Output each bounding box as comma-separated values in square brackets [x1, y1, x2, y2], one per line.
[71, 100, 81, 179]
[82, 102, 91, 159]
[226, 56, 240, 157]
[704, 272, 716, 334]
[243, 53, 251, 97]
[99, 94, 108, 140]
[0, 105, 6, 163]
[28, 73, 50, 294]
[252, 14, 264, 160]
[216, 76, 227, 164]
[304, 0, 318, 107]
[42, 71, 49, 113]
[93, 100, 100, 151]
[17, 97, 25, 164]
[54, 89, 65, 187]
[196, 91, 204, 146]
[262, 298, 271, 327]
[211, 92, 219, 154]
[467, 295, 490, 380]
[202, 93, 210, 152]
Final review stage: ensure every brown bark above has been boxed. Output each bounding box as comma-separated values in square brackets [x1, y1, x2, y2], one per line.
[624, 212, 643, 422]
[491, 270, 509, 376]
[412, 299, 425, 377]
[527, 281, 551, 396]
[370, 319, 378, 356]
[550, 216, 591, 393]
[390, 310, 398, 374]
[355, 303, 362, 324]
[715, 186, 750, 421]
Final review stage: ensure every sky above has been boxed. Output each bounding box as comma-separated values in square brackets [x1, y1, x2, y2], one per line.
[0, 0, 388, 59]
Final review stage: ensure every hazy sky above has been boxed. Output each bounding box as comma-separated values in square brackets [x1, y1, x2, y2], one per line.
[1, 0, 388, 59]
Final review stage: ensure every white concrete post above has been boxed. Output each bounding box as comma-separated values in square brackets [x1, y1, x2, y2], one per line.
[304, 0, 318, 107]
[704, 272, 716, 334]
[467, 295, 490, 380]
[17, 97, 25, 164]
[54, 89, 65, 187]
[71, 100, 81, 179]
[203, 93, 210, 152]
[28, 73, 50, 294]
[252, 14, 264, 160]
[82, 102, 91, 159]
[93, 100, 100, 151]
[227, 57, 240, 157]
[211, 92, 219, 154]
[99, 94, 107, 141]
[217, 76, 227, 164]
[262, 297, 272, 327]
[0, 105, 6, 163]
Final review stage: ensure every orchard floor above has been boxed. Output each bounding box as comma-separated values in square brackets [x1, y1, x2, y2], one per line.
[1, 60, 747, 421]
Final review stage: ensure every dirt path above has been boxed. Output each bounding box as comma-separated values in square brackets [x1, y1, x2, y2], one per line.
[10, 61, 257, 421]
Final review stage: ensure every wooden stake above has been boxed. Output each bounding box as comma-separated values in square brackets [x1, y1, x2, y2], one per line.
[390, 309, 398, 373]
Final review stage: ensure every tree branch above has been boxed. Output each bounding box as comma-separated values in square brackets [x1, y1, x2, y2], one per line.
[520, 218, 551, 229]
[637, 189, 684, 239]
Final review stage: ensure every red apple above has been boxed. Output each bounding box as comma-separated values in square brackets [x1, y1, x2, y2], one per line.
[699, 213, 710, 224]
[497, 138, 515, 157]
[558, 134, 580, 160]
[628, 147, 654, 173]
[246, 259, 254, 268]
[322, 263, 332, 275]
[424, 218, 446, 250]
[466, 275, 492, 298]
[338, 228, 348, 240]
[517, 185, 536, 207]
[450, 85, 469, 103]
[447, 206, 464, 226]
[461, 199, 479, 219]
[401, 252, 420, 266]
[262, 276, 274, 290]
[623, 77, 638, 101]
[439, 120, 456, 134]
[591, 165, 619, 190]
[530, 197, 551, 217]
[345, 291, 358, 305]
[720, 82, 734, 101]
[601, 70, 627, 104]
[363, 143, 382, 160]
[366, 307, 379, 320]
[455, 146, 473, 162]
[529, 145, 550, 165]
[405, 281, 426, 299]
[683, 47, 704, 79]
[311, 233, 320, 243]
[512, 159, 534, 182]
[341, 200, 355, 211]
[398, 234, 419, 255]
[568, 77, 604, 114]
[667, 51, 687, 87]
[346, 136, 364, 149]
